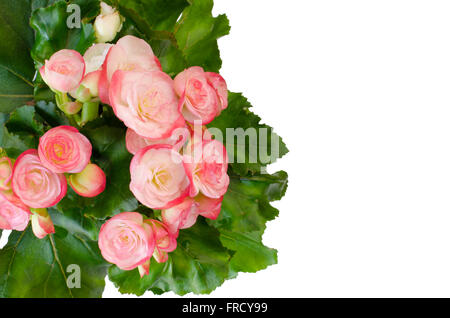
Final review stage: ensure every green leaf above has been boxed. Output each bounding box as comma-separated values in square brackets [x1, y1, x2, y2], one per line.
[0, 0, 35, 113]
[214, 171, 288, 233]
[34, 100, 70, 126]
[0, 226, 109, 298]
[209, 171, 288, 274]
[173, 0, 230, 73]
[105, 0, 229, 76]
[0, 106, 46, 158]
[109, 218, 231, 296]
[30, 0, 96, 67]
[209, 93, 289, 176]
[81, 124, 138, 219]
[50, 204, 102, 241]
[219, 230, 277, 274]
[32, 0, 60, 12]
[71, 0, 101, 20]
[105, 0, 189, 32]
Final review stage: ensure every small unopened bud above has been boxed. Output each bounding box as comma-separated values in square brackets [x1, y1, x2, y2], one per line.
[94, 2, 123, 43]
[70, 70, 101, 103]
[30, 208, 55, 239]
[64, 101, 83, 115]
[69, 163, 106, 197]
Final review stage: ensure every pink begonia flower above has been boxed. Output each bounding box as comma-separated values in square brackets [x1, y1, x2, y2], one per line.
[161, 194, 224, 234]
[161, 197, 199, 235]
[174, 66, 228, 124]
[30, 208, 55, 239]
[183, 139, 230, 199]
[0, 192, 30, 231]
[98, 212, 155, 271]
[196, 193, 224, 220]
[205, 72, 228, 110]
[69, 163, 106, 198]
[130, 144, 190, 210]
[98, 35, 162, 104]
[12, 150, 67, 209]
[109, 70, 185, 139]
[125, 127, 189, 155]
[40, 49, 85, 93]
[38, 126, 92, 174]
[0, 157, 13, 192]
[83, 43, 113, 74]
[145, 219, 177, 263]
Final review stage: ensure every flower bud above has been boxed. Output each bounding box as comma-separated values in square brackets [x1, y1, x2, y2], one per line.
[71, 71, 102, 102]
[64, 101, 83, 115]
[94, 2, 123, 43]
[69, 163, 106, 198]
[40, 49, 85, 93]
[30, 208, 55, 239]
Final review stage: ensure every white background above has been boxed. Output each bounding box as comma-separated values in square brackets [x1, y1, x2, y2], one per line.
[3, 0, 449, 297]
[105, 0, 450, 297]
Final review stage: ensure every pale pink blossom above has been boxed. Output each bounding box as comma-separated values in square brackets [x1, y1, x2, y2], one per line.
[205, 72, 228, 110]
[12, 150, 67, 209]
[98, 212, 155, 271]
[174, 66, 228, 124]
[99, 35, 162, 104]
[83, 43, 113, 74]
[145, 219, 177, 263]
[184, 139, 229, 199]
[161, 197, 199, 235]
[161, 194, 224, 233]
[109, 70, 184, 139]
[125, 127, 189, 155]
[0, 192, 30, 231]
[130, 145, 190, 210]
[38, 126, 92, 174]
[40, 49, 85, 93]
[69, 163, 106, 198]
[196, 194, 224, 220]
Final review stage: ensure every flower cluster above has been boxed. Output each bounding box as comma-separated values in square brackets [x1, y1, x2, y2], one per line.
[16, 29, 230, 276]
[0, 126, 106, 238]
[62, 34, 231, 275]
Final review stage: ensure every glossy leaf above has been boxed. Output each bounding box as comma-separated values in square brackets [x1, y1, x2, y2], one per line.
[219, 230, 277, 274]
[209, 171, 287, 274]
[30, 0, 96, 66]
[0, 226, 109, 298]
[0, 106, 46, 158]
[209, 93, 289, 176]
[0, 0, 35, 113]
[79, 122, 139, 219]
[213, 171, 288, 233]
